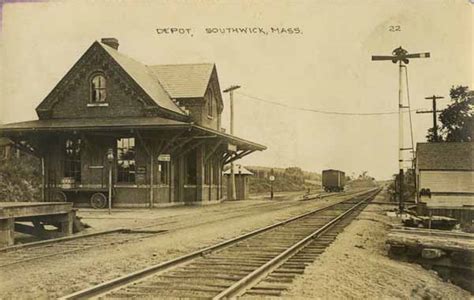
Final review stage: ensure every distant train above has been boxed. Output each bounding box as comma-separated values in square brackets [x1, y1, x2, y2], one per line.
[322, 169, 346, 192]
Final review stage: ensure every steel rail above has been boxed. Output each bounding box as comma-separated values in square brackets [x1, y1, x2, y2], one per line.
[213, 189, 378, 299]
[60, 188, 379, 299]
[2, 189, 356, 253]
[0, 228, 126, 253]
[0, 229, 167, 268]
[1, 190, 358, 268]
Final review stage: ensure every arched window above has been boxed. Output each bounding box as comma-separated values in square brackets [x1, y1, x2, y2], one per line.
[91, 74, 106, 102]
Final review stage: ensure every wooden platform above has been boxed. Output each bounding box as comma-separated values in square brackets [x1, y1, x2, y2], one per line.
[0, 202, 74, 247]
[387, 227, 474, 253]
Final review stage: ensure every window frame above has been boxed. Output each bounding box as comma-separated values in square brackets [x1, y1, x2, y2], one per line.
[90, 73, 107, 103]
[185, 149, 197, 185]
[207, 87, 214, 119]
[116, 137, 136, 184]
[64, 138, 82, 182]
[158, 160, 170, 185]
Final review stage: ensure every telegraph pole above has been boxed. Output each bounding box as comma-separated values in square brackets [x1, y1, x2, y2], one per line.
[223, 85, 241, 201]
[372, 47, 430, 213]
[417, 95, 444, 142]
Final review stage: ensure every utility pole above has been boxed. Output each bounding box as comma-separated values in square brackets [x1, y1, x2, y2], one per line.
[223, 85, 241, 201]
[372, 46, 430, 213]
[417, 95, 444, 142]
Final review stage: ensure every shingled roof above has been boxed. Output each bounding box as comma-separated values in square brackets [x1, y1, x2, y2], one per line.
[99, 42, 186, 115]
[149, 64, 215, 99]
[100, 43, 216, 105]
[416, 142, 474, 171]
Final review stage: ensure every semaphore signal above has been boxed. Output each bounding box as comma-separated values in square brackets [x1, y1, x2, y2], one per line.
[371, 46, 430, 213]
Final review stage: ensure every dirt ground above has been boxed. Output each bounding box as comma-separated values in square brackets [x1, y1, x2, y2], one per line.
[0, 191, 348, 299]
[1, 189, 468, 299]
[77, 191, 304, 233]
[283, 191, 471, 299]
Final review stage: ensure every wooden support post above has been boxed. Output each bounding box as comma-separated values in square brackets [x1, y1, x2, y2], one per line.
[169, 159, 174, 203]
[160, 129, 189, 154]
[150, 152, 154, 209]
[221, 153, 232, 164]
[205, 140, 224, 162]
[168, 137, 194, 154]
[41, 157, 45, 202]
[59, 212, 74, 236]
[15, 214, 73, 239]
[176, 140, 206, 158]
[108, 161, 113, 215]
[225, 150, 254, 165]
[0, 218, 14, 247]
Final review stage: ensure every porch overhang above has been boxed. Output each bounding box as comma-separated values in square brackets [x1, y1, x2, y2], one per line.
[0, 117, 189, 134]
[192, 125, 266, 152]
[0, 117, 266, 162]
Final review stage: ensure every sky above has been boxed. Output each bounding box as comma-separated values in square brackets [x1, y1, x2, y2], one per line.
[0, 0, 472, 180]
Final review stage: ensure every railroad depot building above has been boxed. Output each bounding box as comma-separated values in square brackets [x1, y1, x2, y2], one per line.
[0, 38, 265, 208]
[416, 142, 474, 208]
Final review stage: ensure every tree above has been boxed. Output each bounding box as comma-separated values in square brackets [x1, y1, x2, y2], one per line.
[387, 169, 415, 203]
[427, 86, 473, 142]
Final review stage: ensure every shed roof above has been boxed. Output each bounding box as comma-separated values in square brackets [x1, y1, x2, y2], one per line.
[149, 64, 214, 99]
[0, 118, 266, 151]
[223, 165, 253, 175]
[416, 142, 474, 171]
[0, 117, 187, 132]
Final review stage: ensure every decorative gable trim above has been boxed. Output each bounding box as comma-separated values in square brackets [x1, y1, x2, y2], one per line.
[36, 42, 188, 121]
[207, 66, 224, 113]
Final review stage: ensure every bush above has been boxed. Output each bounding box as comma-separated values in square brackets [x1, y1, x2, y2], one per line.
[248, 167, 319, 193]
[0, 156, 41, 202]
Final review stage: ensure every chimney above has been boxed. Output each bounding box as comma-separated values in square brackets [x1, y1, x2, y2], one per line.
[101, 38, 119, 50]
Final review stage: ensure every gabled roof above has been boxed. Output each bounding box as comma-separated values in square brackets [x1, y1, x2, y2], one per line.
[98, 42, 185, 115]
[416, 142, 474, 171]
[36, 41, 221, 118]
[149, 64, 215, 99]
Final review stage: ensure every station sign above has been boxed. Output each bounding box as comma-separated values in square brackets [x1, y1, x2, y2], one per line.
[228, 143, 237, 152]
[158, 154, 171, 162]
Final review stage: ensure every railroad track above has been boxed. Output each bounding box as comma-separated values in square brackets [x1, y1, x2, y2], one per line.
[0, 229, 167, 268]
[0, 190, 357, 267]
[61, 187, 381, 299]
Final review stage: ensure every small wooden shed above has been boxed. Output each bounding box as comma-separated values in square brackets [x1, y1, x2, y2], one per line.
[416, 142, 474, 207]
[224, 165, 253, 200]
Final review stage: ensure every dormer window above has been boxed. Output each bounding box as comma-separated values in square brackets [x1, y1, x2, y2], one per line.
[91, 74, 107, 103]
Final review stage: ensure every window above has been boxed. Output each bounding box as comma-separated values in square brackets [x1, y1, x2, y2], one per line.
[185, 149, 197, 185]
[117, 138, 136, 183]
[91, 74, 107, 102]
[212, 158, 220, 184]
[204, 160, 212, 185]
[64, 138, 81, 181]
[159, 161, 170, 185]
[207, 88, 214, 118]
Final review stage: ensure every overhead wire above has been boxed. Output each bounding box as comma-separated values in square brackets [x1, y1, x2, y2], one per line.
[235, 91, 423, 116]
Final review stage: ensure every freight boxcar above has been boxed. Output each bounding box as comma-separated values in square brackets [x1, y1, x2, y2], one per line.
[322, 169, 346, 192]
